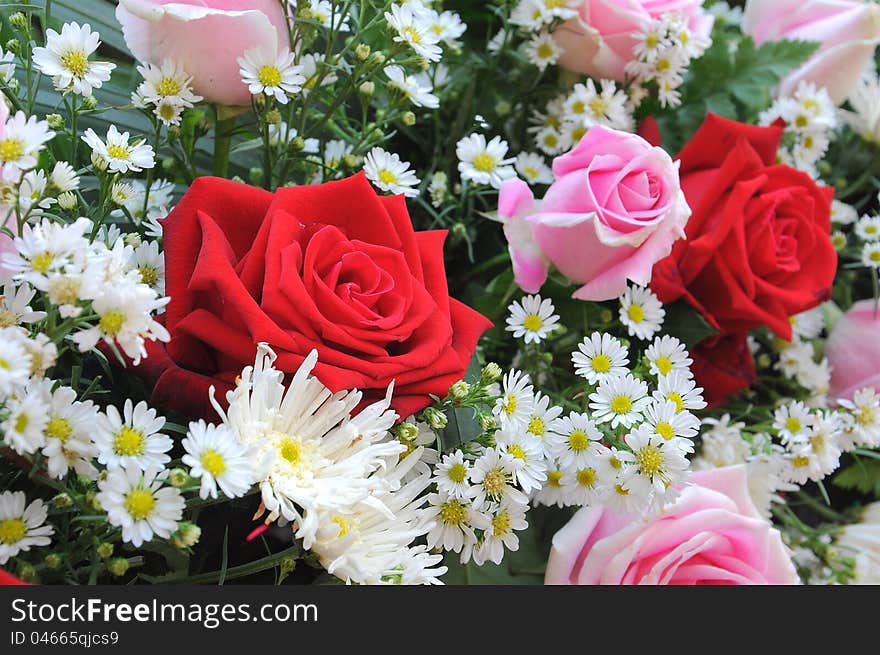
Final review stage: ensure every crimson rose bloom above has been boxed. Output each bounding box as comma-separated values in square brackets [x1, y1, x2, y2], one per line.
[137, 173, 492, 419]
[651, 114, 836, 403]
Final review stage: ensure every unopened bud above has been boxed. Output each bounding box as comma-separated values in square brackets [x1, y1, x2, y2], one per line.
[46, 113, 65, 130]
[359, 81, 375, 96]
[479, 414, 497, 431]
[481, 362, 502, 383]
[369, 52, 386, 67]
[249, 167, 263, 185]
[495, 101, 512, 116]
[168, 467, 189, 488]
[52, 493, 73, 509]
[396, 422, 419, 441]
[107, 557, 130, 577]
[171, 522, 201, 549]
[124, 233, 142, 248]
[17, 564, 37, 583]
[86, 491, 102, 512]
[599, 309, 613, 323]
[449, 380, 470, 400]
[291, 136, 306, 152]
[90, 151, 108, 171]
[423, 407, 448, 430]
[402, 111, 416, 126]
[355, 44, 371, 62]
[451, 222, 467, 239]
[265, 109, 282, 125]
[9, 12, 28, 31]
[81, 95, 98, 110]
[97, 542, 114, 559]
[343, 153, 358, 168]
[45, 553, 63, 570]
[4, 39, 19, 56]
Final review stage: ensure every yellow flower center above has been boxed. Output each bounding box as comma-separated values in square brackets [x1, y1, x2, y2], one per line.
[857, 406, 876, 426]
[158, 103, 178, 121]
[471, 152, 497, 173]
[537, 43, 554, 59]
[279, 436, 302, 465]
[655, 356, 673, 376]
[492, 509, 511, 537]
[527, 415, 545, 436]
[656, 57, 672, 73]
[46, 416, 73, 442]
[507, 444, 526, 461]
[439, 499, 467, 525]
[0, 309, 16, 327]
[588, 96, 607, 117]
[523, 166, 539, 180]
[646, 34, 660, 48]
[571, 100, 585, 114]
[0, 358, 8, 370]
[378, 169, 397, 185]
[14, 412, 28, 433]
[627, 304, 645, 323]
[866, 225, 879, 235]
[60, 49, 89, 77]
[0, 138, 24, 162]
[611, 395, 633, 415]
[502, 394, 517, 417]
[106, 144, 130, 160]
[522, 314, 543, 332]
[637, 445, 663, 476]
[655, 422, 675, 440]
[795, 115, 809, 129]
[547, 470, 563, 487]
[576, 467, 597, 487]
[609, 455, 622, 470]
[49, 276, 80, 305]
[568, 429, 589, 452]
[258, 65, 283, 87]
[0, 517, 27, 545]
[666, 392, 684, 413]
[200, 449, 226, 477]
[570, 125, 587, 142]
[591, 354, 611, 373]
[803, 135, 814, 149]
[543, 133, 559, 148]
[155, 77, 182, 97]
[31, 252, 54, 274]
[792, 455, 810, 469]
[332, 516, 349, 538]
[124, 488, 155, 520]
[614, 483, 629, 496]
[785, 417, 802, 434]
[482, 468, 507, 499]
[871, 251, 880, 263]
[402, 26, 422, 44]
[99, 310, 125, 336]
[139, 266, 159, 287]
[447, 462, 468, 483]
[114, 427, 146, 456]
[810, 434, 825, 453]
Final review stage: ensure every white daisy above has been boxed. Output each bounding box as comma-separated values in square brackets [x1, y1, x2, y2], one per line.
[0, 491, 54, 565]
[562, 79, 633, 131]
[153, 98, 185, 126]
[653, 369, 707, 413]
[384, 65, 439, 109]
[774, 339, 816, 378]
[505, 294, 559, 344]
[238, 45, 304, 104]
[532, 464, 568, 508]
[40, 384, 99, 480]
[31, 22, 115, 96]
[496, 429, 547, 493]
[131, 241, 165, 294]
[93, 399, 172, 471]
[561, 462, 604, 507]
[522, 391, 563, 449]
[831, 200, 859, 225]
[181, 420, 254, 500]
[594, 444, 636, 486]
[426, 490, 488, 563]
[363, 147, 421, 197]
[572, 332, 630, 385]
[549, 412, 603, 470]
[644, 334, 692, 378]
[839, 388, 880, 448]
[385, 4, 443, 62]
[424, 9, 466, 48]
[535, 126, 569, 155]
[469, 447, 528, 508]
[136, 58, 202, 107]
[0, 111, 55, 171]
[2, 386, 50, 455]
[514, 152, 553, 185]
[433, 449, 472, 498]
[525, 31, 562, 72]
[862, 241, 880, 268]
[472, 496, 528, 566]
[773, 400, 814, 445]
[589, 373, 650, 429]
[802, 411, 842, 481]
[492, 369, 535, 430]
[790, 307, 825, 340]
[456, 133, 516, 188]
[857, 214, 880, 241]
[619, 285, 665, 341]
[0, 280, 46, 327]
[0, 49, 14, 83]
[82, 125, 155, 174]
[96, 466, 184, 548]
[18, 170, 55, 212]
[624, 424, 689, 498]
[309, 0, 351, 32]
[299, 53, 337, 96]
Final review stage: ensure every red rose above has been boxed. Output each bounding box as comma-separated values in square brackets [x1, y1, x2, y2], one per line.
[652, 113, 837, 340]
[0, 568, 27, 585]
[689, 333, 757, 407]
[137, 173, 492, 420]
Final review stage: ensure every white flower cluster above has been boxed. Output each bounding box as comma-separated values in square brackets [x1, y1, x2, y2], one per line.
[842, 64, 880, 146]
[32, 22, 115, 97]
[625, 12, 712, 108]
[770, 307, 833, 404]
[851, 193, 880, 269]
[759, 81, 838, 178]
[505, 0, 579, 72]
[133, 59, 203, 127]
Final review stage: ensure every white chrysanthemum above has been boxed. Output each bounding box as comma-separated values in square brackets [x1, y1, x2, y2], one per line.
[831, 199, 859, 225]
[642, 399, 700, 445]
[774, 339, 816, 378]
[433, 449, 472, 498]
[496, 429, 547, 493]
[472, 496, 528, 566]
[363, 147, 421, 197]
[0, 49, 14, 83]
[0, 111, 55, 171]
[267, 121, 319, 153]
[653, 369, 707, 413]
[385, 3, 443, 62]
[20, 332, 57, 380]
[32, 22, 115, 96]
[96, 466, 184, 548]
[238, 46, 304, 104]
[492, 369, 535, 430]
[572, 332, 630, 385]
[644, 334, 692, 378]
[213, 345, 404, 549]
[82, 125, 155, 174]
[619, 285, 665, 341]
[773, 400, 814, 445]
[423, 8, 466, 47]
[426, 490, 488, 563]
[40, 384, 99, 480]
[309, 0, 352, 32]
[131, 240, 165, 294]
[2, 385, 50, 455]
[94, 399, 172, 471]
[693, 415, 750, 469]
[856, 214, 880, 241]
[562, 79, 633, 131]
[0, 280, 45, 328]
[561, 460, 605, 507]
[456, 133, 516, 188]
[0, 491, 54, 565]
[548, 411, 603, 470]
[862, 241, 880, 268]
[182, 421, 255, 500]
[589, 373, 650, 429]
[624, 424, 690, 499]
[153, 98, 185, 126]
[514, 152, 553, 185]
[800, 411, 843, 481]
[838, 388, 880, 448]
[505, 294, 559, 344]
[49, 160, 79, 193]
[469, 447, 528, 508]
[384, 65, 439, 108]
[18, 170, 55, 212]
[136, 58, 202, 108]
[525, 31, 562, 72]
[532, 463, 568, 507]
[522, 391, 563, 449]
[790, 307, 825, 340]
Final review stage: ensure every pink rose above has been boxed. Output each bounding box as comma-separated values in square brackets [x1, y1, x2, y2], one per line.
[553, 0, 713, 80]
[545, 466, 800, 585]
[743, 0, 880, 105]
[498, 125, 690, 301]
[116, 0, 289, 106]
[827, 300, 880, 401]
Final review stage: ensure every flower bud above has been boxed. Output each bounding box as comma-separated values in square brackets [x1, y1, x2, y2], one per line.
[355, 44, 371, 61]
[291, 136, 306, 152]
[265, 109, 282, 125]
[168, 467, 189, 488]
[9, 12, 28, 31]
[124, 233, 142, 248]
[6, 78, 19, 92]
[343, 153, 358, 168]
[831, 231, 847, 251]
[162, 157, 176, 172]
[481, 362, 502, 383]
[45, 554, 63, 570]
[249, 167, 264, 186]
[449, 380, 470, 400]
[395, 422, 419, 441]
[46, 113, 65, 130]
[171, 522, 202, 549]
[369, 51, 386, 67]
[90, 151, 108, 172]
[96, 542, 114, 559]
[599, 309, 613, 323]
[479, 414, 497, 431]
[86, 491, 102, 512]
[107, 557, 130, 577]
[495, 101, 512, 116]
[359, 81, 375, 97]
[451, 222, 467, 239]
[52, 492, 73, 509]
[81, 95, 98, 110]
[402, 111, 416, 126]
[4, 39, 19, 56]
[423, 406, 448, 430]
[17, 564, 37, 583]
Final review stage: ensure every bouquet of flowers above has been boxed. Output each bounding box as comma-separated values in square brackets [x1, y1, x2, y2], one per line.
[2, 0, 880, 587]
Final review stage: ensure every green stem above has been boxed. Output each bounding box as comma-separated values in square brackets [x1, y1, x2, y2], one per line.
[141, 543, 302, 584]
[212, 112, 235, 178]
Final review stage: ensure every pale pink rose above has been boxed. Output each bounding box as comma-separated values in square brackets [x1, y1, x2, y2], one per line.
[116, 0, 289, 106]
[743, 0, 880, 105]
[827, 299, 880, 401]
[497, 125, 690, 301]
[545, 466, 800, 585]
[553, 0, 713, 80]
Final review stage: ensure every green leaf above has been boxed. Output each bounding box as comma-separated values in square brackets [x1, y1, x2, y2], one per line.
[833, 459, 880, 497]
[661, 301, 718, 347]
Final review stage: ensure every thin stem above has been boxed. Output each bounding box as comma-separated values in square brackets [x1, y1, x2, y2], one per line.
[212, 111, 235, 178]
